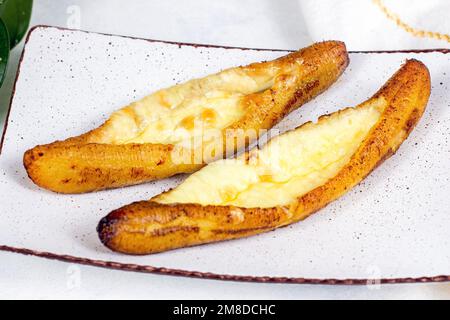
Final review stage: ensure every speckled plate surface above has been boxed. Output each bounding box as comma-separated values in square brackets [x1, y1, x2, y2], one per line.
[1, 26, 449, 284]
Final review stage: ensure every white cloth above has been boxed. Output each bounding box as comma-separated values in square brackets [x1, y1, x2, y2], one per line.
[299, 0, 450, 50]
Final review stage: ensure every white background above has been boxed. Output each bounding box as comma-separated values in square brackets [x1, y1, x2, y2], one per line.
[0, 0, 449, 300]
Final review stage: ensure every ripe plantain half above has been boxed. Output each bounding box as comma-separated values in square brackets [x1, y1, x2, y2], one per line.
[23, 41, 349, 194]
[98, 59, 431, 255]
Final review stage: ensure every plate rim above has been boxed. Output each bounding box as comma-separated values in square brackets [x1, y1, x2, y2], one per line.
[1, 24, 449, 285]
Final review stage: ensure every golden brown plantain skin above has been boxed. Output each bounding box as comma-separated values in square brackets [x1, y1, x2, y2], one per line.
[24, 41, 349, 194]
[97, 59, 431, 255]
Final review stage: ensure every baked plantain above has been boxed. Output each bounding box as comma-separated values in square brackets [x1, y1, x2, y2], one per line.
[23, 41, 348, 194]
[98, 59, 431, 255]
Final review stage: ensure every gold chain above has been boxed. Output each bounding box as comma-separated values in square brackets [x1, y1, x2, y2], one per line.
[373, 0, 450, 43]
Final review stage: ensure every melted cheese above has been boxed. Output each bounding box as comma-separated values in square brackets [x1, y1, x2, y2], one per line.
[92, 64, 293, 145]
[154, 98, 386, 208]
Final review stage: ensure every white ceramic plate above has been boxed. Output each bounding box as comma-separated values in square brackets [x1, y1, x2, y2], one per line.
[1, 26, 449, 284]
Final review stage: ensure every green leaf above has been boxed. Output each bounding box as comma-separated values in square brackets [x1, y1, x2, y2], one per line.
[0, 0, 33, 49]
[0, 0, 32, 87]
[0, 18, 10, 87]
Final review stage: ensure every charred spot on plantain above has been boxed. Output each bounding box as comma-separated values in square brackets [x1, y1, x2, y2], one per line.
[372, 148, 396, 172]
[166, 144, 175, 152]
[61, 178, 71, 184]
[25, 152, 35, 162]
[212, 226, 271, 235]
[151, 226, 199, 237]
[97, 215, 118, 246]
[404, 108, 421, 134]
[303, 79, 320, 92]
[130, 167, 145, 178]
[104, 206, 130, 221]
[288, 80, 320, 110]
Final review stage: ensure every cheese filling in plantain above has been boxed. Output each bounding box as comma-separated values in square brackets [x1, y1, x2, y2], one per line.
[91, 64, 298, 145]
[154, 98, 386, 208]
